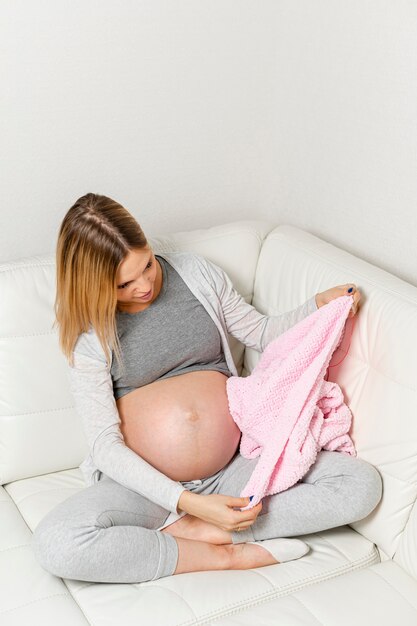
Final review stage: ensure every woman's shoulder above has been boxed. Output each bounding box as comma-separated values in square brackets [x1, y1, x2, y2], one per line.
[157, 250, 228, 293]
[73, 325, 108, 364]
[156, 249, 204, 264]
[157, 249, 216, 271]
[156, 250, 210, 275]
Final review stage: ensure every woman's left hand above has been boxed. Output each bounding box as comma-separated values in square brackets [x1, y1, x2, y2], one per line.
[315, 284, 361, 318]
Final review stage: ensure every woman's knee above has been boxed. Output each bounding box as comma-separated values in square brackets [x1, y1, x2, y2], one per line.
[32, 514, 76, 578]
[347, 459, 383, 520]
[314, 452, 383, 521]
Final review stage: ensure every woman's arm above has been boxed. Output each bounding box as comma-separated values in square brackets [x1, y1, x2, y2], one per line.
[67, 332, 187, 514]
[203, 256, 318, 352]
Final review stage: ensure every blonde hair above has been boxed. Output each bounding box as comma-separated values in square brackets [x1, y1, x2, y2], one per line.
[53, 193, 149, 369]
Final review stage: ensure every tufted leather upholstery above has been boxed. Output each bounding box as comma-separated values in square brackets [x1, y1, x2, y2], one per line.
[1, 220, 416, 625]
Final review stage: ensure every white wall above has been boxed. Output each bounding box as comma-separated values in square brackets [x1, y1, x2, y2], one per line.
[265, 1, 417, 286]
[1, 1, 416, 286]
[0, 1, 276, 259]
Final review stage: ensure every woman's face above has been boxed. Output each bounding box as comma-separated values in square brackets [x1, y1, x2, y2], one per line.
[115, 247, 160, 309]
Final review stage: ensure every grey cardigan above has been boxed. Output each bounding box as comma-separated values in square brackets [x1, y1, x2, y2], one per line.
[67, 250, 318, 514]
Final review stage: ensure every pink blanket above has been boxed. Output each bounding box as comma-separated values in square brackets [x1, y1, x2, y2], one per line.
[226, 295, 357, 511]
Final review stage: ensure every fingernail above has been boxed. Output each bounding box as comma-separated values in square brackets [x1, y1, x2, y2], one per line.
[348, 288, 353, 293]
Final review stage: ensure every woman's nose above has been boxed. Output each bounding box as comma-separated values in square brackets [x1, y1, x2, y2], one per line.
[133, 279, 150, 292]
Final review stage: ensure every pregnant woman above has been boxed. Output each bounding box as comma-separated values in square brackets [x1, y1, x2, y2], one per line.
[32, 193, 382, 583]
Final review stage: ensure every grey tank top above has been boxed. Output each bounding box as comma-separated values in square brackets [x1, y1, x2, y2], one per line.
[111, 255, 232, 399]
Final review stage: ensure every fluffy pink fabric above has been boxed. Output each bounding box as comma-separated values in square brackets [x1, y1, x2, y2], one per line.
[226, 295, 357, 511]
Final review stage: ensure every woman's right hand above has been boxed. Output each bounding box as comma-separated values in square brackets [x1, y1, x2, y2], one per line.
[315, 284, 361, 318]
[178, 491, 262, 532]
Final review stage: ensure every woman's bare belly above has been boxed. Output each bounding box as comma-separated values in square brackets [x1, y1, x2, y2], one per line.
[115, 370, 242, 482]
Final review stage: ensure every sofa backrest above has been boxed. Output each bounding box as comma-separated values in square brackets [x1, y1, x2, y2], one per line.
[248, 225, 417, 579]
[0, 219, 273, 485]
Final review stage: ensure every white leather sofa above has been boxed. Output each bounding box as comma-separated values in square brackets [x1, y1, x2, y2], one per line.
[1, 219, 417, 625]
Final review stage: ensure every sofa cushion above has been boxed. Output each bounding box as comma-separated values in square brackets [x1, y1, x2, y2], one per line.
[210, 560, 417, 626]
[4, 468, 380, 626]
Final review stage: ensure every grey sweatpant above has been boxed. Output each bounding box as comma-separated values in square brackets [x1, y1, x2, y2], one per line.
[32, 449, 382, 583]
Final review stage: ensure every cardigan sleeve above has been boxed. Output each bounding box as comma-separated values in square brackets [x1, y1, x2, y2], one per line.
[67, 331, 187, 514]
[203, 256, 318, 353]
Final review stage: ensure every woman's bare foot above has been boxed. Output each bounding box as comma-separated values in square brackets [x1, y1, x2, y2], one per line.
[171, 538, 280, 577]
[161, 514, 233, 544]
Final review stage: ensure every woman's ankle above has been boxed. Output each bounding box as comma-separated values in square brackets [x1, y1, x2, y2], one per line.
[173, 537, 231, 574]
[162, 514, 233, 545]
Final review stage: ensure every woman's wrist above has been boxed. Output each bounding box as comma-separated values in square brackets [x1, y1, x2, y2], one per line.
[177, 489, 200, 514]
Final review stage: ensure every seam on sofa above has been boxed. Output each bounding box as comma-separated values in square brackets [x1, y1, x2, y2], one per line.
[1, 497, 35, 538]
[6, 485, 80, 505]
[61, 579, 94, 625]
[392, 497, 417, 560]
[140, 583, 199, 621]
[0, 592, 77, 618]
[376, 463, 417, 485]
[0, 330, 57, 339]
[173, 548, 379, 626]
[4, 405, 74, 417]
[290, 595, 325, 625]
[0, 542, 31, 553]
[378, 468, 417, 488]
[0, 261, 55, 272]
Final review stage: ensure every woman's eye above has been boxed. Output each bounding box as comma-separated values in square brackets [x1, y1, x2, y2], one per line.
[117, 261, 153, 289]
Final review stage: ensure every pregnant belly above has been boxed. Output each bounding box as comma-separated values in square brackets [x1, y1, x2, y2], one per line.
[115, 370, 242, 482]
